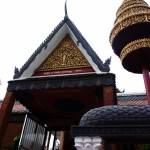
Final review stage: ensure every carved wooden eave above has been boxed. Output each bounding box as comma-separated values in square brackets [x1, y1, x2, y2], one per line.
[7, 73, 116, 125]
[13, 16, 111, 80]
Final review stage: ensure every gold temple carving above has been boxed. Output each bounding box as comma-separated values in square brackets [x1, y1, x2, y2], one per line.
[109, 0, 150, 44]
[120, 38, 150, 61]
[37, 34, 91, 72]
[110, 13, 150, 44]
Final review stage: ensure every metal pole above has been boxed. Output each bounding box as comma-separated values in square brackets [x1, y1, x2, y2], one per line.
[47, 131, 52, 150]
[42, 128, 48, 150]
[142, 65, 150, 104]
[18, 115, 28, 149]
[52, 131, 57, 150]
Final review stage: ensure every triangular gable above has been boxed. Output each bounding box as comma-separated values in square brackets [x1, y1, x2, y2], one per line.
[33, 34, 94, 76]
[14, 16, 110, 79]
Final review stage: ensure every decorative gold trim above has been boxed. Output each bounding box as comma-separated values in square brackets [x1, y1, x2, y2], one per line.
[117, 4, 149, 17]
[123, 0, 133, 2]
[120, 38, 150, 61]
[116, 0, 148, 16]
[110, 13, 150, 44]
[123, 0, 132, 2]
[115, 5, 150, 23]
[36, 34, 91, 72]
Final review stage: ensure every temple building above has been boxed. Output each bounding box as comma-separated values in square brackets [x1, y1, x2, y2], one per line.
[0, 0, 150, 150]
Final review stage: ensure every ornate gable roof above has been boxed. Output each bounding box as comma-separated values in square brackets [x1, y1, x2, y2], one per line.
[33, 34, 94, 76]
[14, 14, 110, 79]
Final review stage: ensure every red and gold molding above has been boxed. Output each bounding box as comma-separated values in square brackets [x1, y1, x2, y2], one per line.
[33, 67, 95, 76]
[36, 34, 91, 73]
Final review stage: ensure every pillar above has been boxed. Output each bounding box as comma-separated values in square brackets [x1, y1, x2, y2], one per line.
[74, 136, 102, 150]
[0, 91, 15, 145]
[60, 131, 76, 150]
[59, 131, 65, 150]
[142, 66, 150, 104]
[103, 86, 115, 105]
[111, 144, 117, 150]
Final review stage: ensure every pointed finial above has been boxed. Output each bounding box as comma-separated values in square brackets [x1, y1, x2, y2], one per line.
[13, 67, 20, 79]
[64, 0, 68, 19]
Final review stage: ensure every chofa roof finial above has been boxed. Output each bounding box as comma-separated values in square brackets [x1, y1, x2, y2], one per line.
[64, 0, 68, 19]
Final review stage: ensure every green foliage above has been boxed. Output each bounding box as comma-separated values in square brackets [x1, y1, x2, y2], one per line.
[140, 144, 150, 150]
[11, 135, 20, 150]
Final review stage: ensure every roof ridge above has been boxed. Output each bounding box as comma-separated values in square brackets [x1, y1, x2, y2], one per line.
[66, 19, 111, 72]
[117, 92, 146, 96]
[14, 19, 65, 79]
[14, 16, 110, 79]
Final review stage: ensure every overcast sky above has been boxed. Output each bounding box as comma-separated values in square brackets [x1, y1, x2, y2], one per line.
[0, 0, 149, 99]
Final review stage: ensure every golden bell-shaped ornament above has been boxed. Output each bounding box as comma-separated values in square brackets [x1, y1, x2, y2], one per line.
[110, 0, 150, 73]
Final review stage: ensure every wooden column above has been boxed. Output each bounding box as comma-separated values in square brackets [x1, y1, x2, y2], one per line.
[59, 131, 65, 150]
[0, 91, 15, 145]
[103, 86, 115, 105]
[61, 131, 76, 150]
[111, 144, 117, 150]
[142, 66, 150, 104]
[103, 86, 117, 150]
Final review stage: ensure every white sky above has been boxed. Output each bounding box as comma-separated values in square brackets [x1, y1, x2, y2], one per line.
[0, 0, 149, 99]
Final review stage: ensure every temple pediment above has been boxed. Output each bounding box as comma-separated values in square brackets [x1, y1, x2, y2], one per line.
[13, 14, 110, 79]
[33, 34, 94, 76]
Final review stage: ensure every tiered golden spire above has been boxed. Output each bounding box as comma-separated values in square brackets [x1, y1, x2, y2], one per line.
[109, 0, 150, 73]
[110, 0, 150, 45]
[109, 0, 150, 103]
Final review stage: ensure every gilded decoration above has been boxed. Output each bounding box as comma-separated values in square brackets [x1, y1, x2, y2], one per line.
[110, 13, 150, 44]
[115, 5, 150, 24]
[116, 0, 148, 16]
[110, 0, 150, 44]
[120, 38, 150, 61]
[37, 34, 91, 72]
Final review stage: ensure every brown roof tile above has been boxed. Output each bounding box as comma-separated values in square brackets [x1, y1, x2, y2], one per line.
[0, 101, 27, 112]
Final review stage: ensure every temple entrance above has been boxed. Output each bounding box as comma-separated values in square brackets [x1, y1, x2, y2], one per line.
[0, 2, 115, 148]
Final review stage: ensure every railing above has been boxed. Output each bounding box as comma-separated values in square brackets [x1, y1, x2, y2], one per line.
[18, 115, 47, 150]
